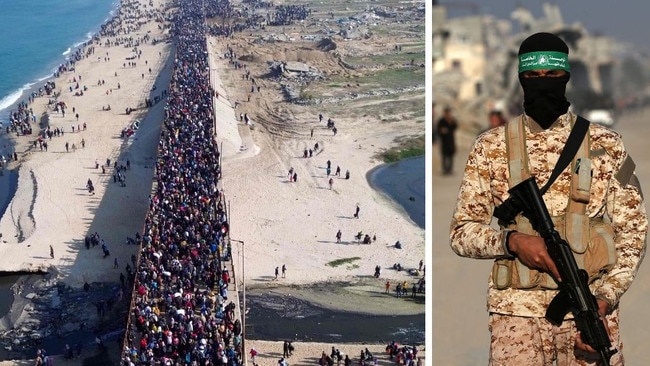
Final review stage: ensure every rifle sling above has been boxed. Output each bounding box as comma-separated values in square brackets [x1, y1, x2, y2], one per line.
[493, 116, 590, 225]
[539, 116, 590, 195]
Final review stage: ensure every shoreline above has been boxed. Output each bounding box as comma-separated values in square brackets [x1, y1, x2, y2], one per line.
[0, 0, 175, 360]
[244, 281, 425, 343]
[213, 35, 426, 285]
[366, 155, 425, 229]
[246, 279, 425, 318]
[0, 0, 173, 278]
[0, 0, 120, 122]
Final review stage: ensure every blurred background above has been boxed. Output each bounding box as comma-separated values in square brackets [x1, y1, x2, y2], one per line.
[433, 0, 650, 132]
[432, 1, 650, 365]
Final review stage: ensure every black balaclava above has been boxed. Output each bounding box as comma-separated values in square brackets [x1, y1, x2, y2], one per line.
[518, 32, 571, 129]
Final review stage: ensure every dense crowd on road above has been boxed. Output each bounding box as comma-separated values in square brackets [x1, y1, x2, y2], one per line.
[120, 1, 240, 365]
[206, 0, 311, 37]
[268, 5, 311, 26]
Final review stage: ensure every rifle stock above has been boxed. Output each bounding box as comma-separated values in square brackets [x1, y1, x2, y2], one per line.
[506, 177, 616, 366]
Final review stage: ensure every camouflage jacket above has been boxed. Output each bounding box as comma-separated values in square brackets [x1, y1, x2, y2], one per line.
[450, 112, 648, 317]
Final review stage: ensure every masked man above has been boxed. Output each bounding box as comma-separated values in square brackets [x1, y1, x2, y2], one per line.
[450, 32, 647, 365]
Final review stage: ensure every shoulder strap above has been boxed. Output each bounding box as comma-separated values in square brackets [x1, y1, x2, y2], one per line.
[539, 115, 590, 195]
[506, 116, 530, 187]
[495, 115, 590, 226]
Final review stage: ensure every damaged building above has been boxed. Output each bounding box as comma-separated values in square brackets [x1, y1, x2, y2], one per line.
[433, 3, 640, 121]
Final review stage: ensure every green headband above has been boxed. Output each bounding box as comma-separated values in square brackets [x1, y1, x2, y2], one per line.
[518, 51, 570, 73]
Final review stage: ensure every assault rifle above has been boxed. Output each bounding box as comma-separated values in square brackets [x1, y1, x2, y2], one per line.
[495, 176, 616, 365]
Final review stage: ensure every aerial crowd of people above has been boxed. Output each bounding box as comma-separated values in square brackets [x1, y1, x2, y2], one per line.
[120, 1, 241, 365]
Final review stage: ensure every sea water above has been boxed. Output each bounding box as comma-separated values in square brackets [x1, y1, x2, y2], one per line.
[0, 0, 117, 219]
[0, 0, 117, 124]
[0, 0, 117, 359]
[369, 156, 426, 229]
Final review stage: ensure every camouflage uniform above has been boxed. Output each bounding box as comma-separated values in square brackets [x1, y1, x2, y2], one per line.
[450, 112, 648, 365]
[488, 311, 622, 365]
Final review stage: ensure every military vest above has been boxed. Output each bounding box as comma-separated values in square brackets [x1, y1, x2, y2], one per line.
[492, 115, 617, 290]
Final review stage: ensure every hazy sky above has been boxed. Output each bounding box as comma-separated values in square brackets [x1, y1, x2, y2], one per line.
[440, 1, 650, 51]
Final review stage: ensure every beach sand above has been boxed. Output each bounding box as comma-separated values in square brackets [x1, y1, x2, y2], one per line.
[204, 3, 426, 361]
[0, 0, 172, 285]
[245, 340, 424, 366]
[0, 0, 174, 359]
[0, 0, 426, 363]
[207, 31, 425, 290]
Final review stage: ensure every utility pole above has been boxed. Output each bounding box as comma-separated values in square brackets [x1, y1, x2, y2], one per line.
[231, 239, 246, 366]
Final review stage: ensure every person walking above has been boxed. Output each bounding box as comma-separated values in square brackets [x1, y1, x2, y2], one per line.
[283, 341, 289, 358]
[50, 245, 54, 259]
[336, 229, 342, 243]
[436, 106, 457, 175]
[450, 32, 648, 365]
[282, 264, 286, 278]
[275, 266, 279, 280]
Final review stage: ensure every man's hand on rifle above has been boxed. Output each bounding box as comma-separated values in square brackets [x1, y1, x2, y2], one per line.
[508, 232, 562, 281]
[575, 299, 613, 354]
[509, 233, 615, 355]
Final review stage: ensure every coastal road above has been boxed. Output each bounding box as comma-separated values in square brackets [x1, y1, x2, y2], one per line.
[432, 109, 650, 365]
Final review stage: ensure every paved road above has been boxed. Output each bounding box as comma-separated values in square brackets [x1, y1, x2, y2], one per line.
[432, 109, 650, 366]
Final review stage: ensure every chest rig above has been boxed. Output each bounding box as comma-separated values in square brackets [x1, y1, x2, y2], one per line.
[492, 116, 617, 290]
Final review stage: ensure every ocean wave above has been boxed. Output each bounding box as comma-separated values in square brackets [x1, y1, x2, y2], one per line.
[36, 73, 52, 83]
[74, 32, 93, 49]
[0, 1, 119, 117]
[0, 76, 54, 115]
[0, 88, 26, 113]
[109, 0, 119, 16]
[66, 33, 93, 58]
[63, 29, 100, 61]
